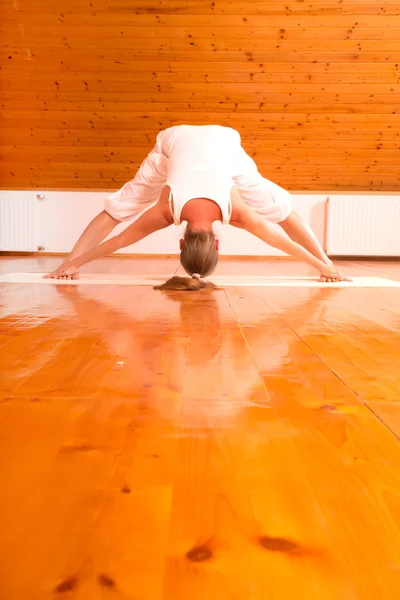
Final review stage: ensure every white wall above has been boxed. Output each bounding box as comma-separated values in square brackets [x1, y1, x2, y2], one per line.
[0, 190, 327, 256]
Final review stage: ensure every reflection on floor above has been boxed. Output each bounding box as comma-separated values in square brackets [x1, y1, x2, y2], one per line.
[1, 256, 400, 599]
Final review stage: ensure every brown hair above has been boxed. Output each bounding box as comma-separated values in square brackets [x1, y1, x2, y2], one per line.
[154, 229, 218, 291]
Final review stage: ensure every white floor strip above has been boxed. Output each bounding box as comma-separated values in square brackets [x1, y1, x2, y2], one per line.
[1, 273, 400, 287]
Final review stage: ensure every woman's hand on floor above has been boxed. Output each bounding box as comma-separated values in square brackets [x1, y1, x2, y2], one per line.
[43, 263, 79, 280]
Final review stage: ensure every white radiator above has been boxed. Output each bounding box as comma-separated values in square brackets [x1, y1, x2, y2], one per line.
[0, 193, 38, 251]
[326, 195, 400, 257]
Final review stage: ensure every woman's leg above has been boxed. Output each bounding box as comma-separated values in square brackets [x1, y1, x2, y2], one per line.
[46, 210, 120, 280]
[278, 210, 332, 266]
[45, 132, 169, 279]
[232, 145, 340, 272]
[67, 210, 120, 264]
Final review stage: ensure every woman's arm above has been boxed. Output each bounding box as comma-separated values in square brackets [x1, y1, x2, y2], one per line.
[45, 203, 173, 279]
[232, 208, 345, 279]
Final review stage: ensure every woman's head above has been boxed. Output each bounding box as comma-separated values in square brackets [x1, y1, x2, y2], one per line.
[154, 229, 219, 291]
[180, 229, 219, 277]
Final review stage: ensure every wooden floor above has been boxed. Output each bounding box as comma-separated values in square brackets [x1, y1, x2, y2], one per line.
[1, 256, 400, 600]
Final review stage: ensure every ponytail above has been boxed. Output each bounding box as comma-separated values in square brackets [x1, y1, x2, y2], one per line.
[154, 275, 216, 291]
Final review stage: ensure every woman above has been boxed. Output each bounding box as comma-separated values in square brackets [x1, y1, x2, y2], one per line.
[46, 125, 347, 288]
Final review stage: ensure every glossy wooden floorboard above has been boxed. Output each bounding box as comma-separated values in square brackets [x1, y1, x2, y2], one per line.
[0, 257, 400, 599]
[368, 403, 400, 438]
[244, 286, 400, 404]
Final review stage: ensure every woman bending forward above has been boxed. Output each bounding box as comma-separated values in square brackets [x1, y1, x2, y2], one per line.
[46, 125, 347, 288]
